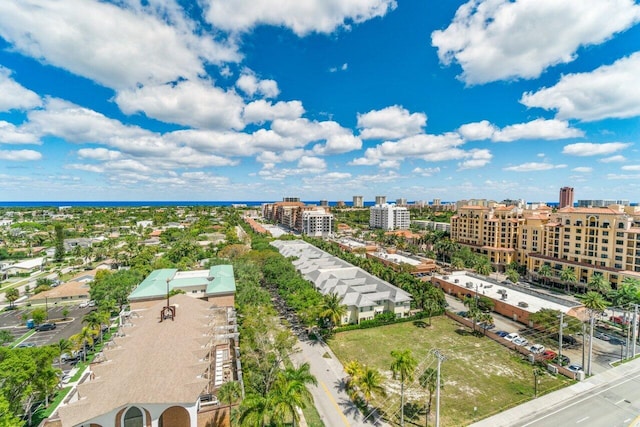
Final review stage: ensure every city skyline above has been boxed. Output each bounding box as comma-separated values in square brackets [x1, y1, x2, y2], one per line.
[0, 1, 639, 202]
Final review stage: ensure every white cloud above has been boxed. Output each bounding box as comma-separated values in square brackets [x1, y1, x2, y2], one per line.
[0, 149, 42, 161]
[243, 100, 305, 124]
[600, 155, 627, 163]
[236, 72, 280, 98]
[202, 0, 397, 36]
[0, 67, 41, 112]
[412, 167, 441, 177]
[606, 173, 640, 180]
[621, 165, 640, 171]
[562, 142, 631, 156]
[503, 162, 567, 172]
[256, 150, 305, 164]
[521, 52, 640, 121]
[115, 80, 245, 130]
[492, 119, 583, 142]
[431, 0, 640, 84]
[297, 156, 327, 171]
[572, 166, 593, 173]
[357, 105, 426, 140]
[272, 118, 362, 154]
[77, 148, 122, 161]
[0, 0, 239, 90]
[0, 121, 40, 145]
[457, 149, 492, 169]
[457, 120, 497, 140]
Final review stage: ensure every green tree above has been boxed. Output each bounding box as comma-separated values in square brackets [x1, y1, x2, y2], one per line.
[419, 368, 442, 427]
[537, 264, 553, 287]
[218, 381, 242, 426]
[474, 258, 492, 276]
[560, 267, 577, 293]
[390, 349, 417, 427]
[54, 223, 65, 262]
[505, 267, 519, 284]
[4, 288, 18, 308]
[237, 394, 270, 427]
[0, 330, 12, 346]
[55, 338, 73, 371]
[319, 292, 347, 328]
[356, 365, 386, 404]
[423, 298, 441, 326]
[581, 291, 608, 376]
[0, 394, 21, 427]
[30, 307, 47, 325]
[588, 273, 611, 294]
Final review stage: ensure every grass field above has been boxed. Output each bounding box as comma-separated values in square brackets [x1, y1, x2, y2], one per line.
[328, 316, 573, 426]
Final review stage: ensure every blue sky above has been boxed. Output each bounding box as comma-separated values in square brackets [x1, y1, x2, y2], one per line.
[0, 0, 639, 203]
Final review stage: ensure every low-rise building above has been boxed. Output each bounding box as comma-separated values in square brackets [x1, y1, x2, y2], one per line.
[272, 240, 412, 324]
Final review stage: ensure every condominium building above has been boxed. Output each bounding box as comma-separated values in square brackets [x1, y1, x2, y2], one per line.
[300, 208, 334, 237]
[396, 198, 408, 206]
[262, 200, 334, 237]
[559, 187, 574, 208]
[375, 195, 387, 205]
[353, 196, 364, 208]
[577, 199, 630, 207]
[451, 203, 640, 288]
[369, 203, 410, 230]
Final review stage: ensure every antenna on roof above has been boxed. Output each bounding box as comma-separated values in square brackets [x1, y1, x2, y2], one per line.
[161, 277, 176, 322]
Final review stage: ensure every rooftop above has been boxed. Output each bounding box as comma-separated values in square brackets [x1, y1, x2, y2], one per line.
[129, 265, 235, 300]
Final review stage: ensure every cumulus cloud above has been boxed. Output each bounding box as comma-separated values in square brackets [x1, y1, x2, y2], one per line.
[357, 105, 426, 140]
[431, 0, 640, 84]
[503, 162, 567, 172]
[457, 149, 492, 169]
[492, 119, 583, 142]
[521, 52, 640, 121]
[256, 150, 305, 164]
[0, 0, 239, 90]
[202, 0, 397, 36]
[412, 167, 441, 177]
[600, 155, 627, 163]
[0, 149, 42, 161]
[297, 156, 327, 171]
[457, 120, 497, 140]
[271, 118, 362, 154]
[115, 80, 245, 130]
[572, 166, 593, 173]
[562, 142, 631, 156]
[0, 67, 41, 112]
[243, 100, 305, 124]
[236, 72, 280, 98]
[77, 148, 122, 161]
[621, 165, 640, 171]
[0, 121, 40, 145]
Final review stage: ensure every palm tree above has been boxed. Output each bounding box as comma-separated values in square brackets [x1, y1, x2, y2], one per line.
[588, 273, 611, 294]
[319, 292, 347, 329]
[505, 267, 519, 284]
[537, 264, 553, 288]
[560, 267, 577, 293]
[237, 394, 270, 427]
[218, 381, 242, 426]
[463, 296, 481, 333]
[474, 258, 493, 277]
[419, 368, 442, 427]
[390, 349, 417, 427]
[581, 291, 608, 376]
[270, 366, 316, 427]
[357, 366, 386, 404]
[71, 326, 95, 362]
[423, 298, 441, 326]
[55, 338, 73, 371]
[4, 288, 19, 308]
[82, 310, 105, 343]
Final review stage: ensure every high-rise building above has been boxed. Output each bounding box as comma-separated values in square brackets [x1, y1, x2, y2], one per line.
[559, 187, 574, 208]
[375, 196, 387, 205]
[396, 198, 408, 206]
[433, 198, 441, 206]
[353, 196, 364, 208]
[369, 203, 410, 230]
[282, 197, 300, 203]
[577, 199, 630, 207]
[319, 200, 328, 207]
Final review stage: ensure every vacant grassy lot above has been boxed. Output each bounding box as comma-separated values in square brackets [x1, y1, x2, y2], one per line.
[329, 316, 573, 426]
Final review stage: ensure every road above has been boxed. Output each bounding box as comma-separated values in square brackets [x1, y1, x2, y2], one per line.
[291, 333, 388, 427]
[518, 371, 640, 427]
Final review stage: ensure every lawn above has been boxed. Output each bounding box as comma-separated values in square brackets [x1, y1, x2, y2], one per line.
[328, 316, 573, 426]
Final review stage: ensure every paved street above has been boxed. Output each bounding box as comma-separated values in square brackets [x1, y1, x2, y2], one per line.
[291, 333, 388, 427]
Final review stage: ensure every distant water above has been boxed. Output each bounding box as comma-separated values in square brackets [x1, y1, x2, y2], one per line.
[0, 200, 378, 208]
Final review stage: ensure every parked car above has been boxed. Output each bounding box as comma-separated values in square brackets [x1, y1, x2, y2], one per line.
[542, 350, 557, 361]
[16, 342, 36, 348]
[594, 331, 611, 341]
[456, 311, 468, 318]
[479, 322, 495, 330]
[78, 300, 90, 308]
[567, 364, 583, 373]
[529, 344, 545, 354]
[553, 355, 570, 366]
[35, 323, 56, 332]
[553, 333, 579, 347]
[505, 333, 520, 342]
[609, 336, 627, 346]
[495, 330, 509, 338]
[610, 315, 629, 325]
[513, 337, 529, 347]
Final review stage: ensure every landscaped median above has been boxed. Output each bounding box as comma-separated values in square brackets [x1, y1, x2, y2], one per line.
[328, 316, 573, 426]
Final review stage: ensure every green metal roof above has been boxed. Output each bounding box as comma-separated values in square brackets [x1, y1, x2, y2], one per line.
[129, 265, 235, 301]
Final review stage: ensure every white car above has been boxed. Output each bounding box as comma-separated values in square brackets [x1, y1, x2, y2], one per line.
[568, 364, 583, 373]
[529, 344, 545, 354]
[504, 333, 520, 342]
[513, 337, 529, 347]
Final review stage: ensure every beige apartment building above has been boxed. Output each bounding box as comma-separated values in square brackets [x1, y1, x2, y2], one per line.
[451, 204, 640, 289]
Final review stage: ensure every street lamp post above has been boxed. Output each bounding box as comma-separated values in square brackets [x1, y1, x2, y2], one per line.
[45, 296, 48, 320]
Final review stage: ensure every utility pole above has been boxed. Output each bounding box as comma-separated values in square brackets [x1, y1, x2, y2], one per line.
[558, 312, 564, 364]
[633, 304, 638, 358]
[434, 350, 446, 427]
[581, 322, 586, 369]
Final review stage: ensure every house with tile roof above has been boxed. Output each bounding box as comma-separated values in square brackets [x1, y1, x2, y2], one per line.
[272, 240, 412, 324]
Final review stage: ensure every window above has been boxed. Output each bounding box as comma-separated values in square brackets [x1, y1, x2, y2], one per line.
[124, 407, 144, 427]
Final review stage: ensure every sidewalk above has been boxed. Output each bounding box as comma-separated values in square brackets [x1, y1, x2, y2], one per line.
[470, 356, 640, 426]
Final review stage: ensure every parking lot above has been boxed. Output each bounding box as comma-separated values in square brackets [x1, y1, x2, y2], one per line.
[1, 303, 95, 348]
